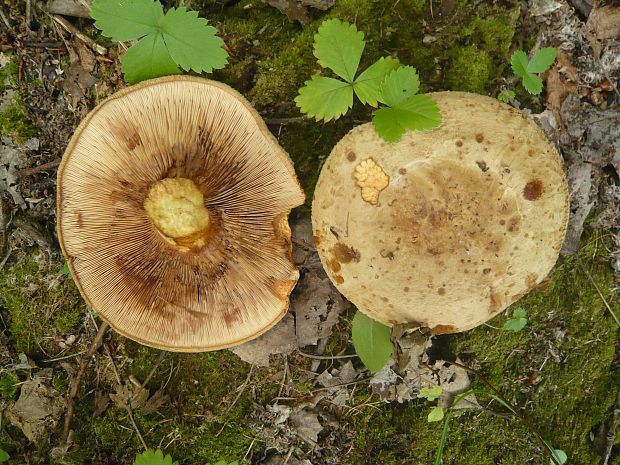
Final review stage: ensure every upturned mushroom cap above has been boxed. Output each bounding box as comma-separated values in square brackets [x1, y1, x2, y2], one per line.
[312, 92, 569, 333]
[57, 76, 305, 351]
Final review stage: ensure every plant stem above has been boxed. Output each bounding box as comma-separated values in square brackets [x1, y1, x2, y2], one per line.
[442, 359, 562, 465]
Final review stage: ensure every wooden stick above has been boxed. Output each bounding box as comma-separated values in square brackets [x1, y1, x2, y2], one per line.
[52, 14, 107, 55]
[63, 321, 109, 440]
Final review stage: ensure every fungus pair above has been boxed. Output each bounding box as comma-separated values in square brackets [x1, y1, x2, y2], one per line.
[57, 78, 568, 351]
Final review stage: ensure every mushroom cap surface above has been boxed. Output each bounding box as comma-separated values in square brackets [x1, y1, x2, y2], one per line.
[312, 91, 568, 333]
[57, 76, 305, 351]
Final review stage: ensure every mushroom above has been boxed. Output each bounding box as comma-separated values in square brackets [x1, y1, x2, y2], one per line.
[57, 76, 305, 351]
[311, 91, 568, 333]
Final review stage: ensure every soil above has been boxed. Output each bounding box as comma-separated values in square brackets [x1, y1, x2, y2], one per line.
[0, 0, 619, 464]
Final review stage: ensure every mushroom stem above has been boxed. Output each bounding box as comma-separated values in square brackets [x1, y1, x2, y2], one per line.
[144, 177, 211, 249]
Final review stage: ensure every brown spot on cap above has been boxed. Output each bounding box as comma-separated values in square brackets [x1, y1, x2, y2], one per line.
[476, 160, 488, 172]
[438, 287, 446, 296]
[399, 168, 407, 175]
[431, 324, 457, 335]
[475, 133, 484, 143]
[334, 275, 344, 284]
[347, 151, 356, 162]
[456, 140, 463, 147]
[523, 179, 544, 201]
[333, 243, 361, 264]
[327, 258, 341, 273]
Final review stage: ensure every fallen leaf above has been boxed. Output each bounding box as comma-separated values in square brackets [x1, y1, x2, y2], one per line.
[7, 375, 65, 443]
[231, 314, 297, 367]
[289, 408, 322, 443]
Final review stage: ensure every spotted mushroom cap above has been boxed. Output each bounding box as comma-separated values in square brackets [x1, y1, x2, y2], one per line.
[57, 76, 305, 351]
[312, 91, 568, 333]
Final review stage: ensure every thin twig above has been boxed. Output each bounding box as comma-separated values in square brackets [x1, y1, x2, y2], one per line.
[63, 322, 109, 441]
[88, 313, 147, 449]
[601, 388, 620, 465]
[0, 7, 14, 34]
[264, 116, 308, 126]
[296, 350, 358, 360]
[142, 351, 166, 387]
[51, 15, 107, 55]
[576, 256, 620, 327]
[17, 159, 62, 178]
[42, 350, 86, 363]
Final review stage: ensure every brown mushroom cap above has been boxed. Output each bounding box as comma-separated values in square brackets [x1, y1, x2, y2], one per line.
[312, 91, 568, 333]
[57, 76, 305, 351]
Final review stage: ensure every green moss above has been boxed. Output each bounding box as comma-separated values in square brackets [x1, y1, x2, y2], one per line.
[444, 45, 494, 94]
[0, 100, 37, 143]
[0, 56, 18, 93]
[0, 372, 19, 399]
[346, 233, 619, 464]
[0, 249, 85, 356]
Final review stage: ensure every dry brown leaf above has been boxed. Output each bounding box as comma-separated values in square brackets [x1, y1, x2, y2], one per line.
[7, 375, 65, 443]
[231, 314, 297, 367]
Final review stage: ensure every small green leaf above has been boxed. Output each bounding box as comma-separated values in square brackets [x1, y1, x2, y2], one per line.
[527, 47, 557, 74]
[379, 66, 420, 107]
[314, 19, 365, 82]
[502, 308, 527, 332]
[91, 0, 163, 42]
[160, 7, 228, 73]
[427, 406, 445, 422]
[134, 448, 179, 465]
[0, 449, 9, 463]
[521, 73, 543, 95]
[510, 50, 529, 79]
[511, 48, 555, 95]
[209, 461, 239, 465]
[550, 449, 567, 465]
[60, 262, 71, 276]
[295, 76, 353, 122]
[372, 94, 441, 142]
[351, 310, 392, 373]
[353, 57, 400, 106]
[418, 386, 442, 401]
[122, 33, 181, 84]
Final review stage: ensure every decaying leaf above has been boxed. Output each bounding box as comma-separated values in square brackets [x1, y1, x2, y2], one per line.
[289, 408, 323, 444]
[584, 3, 620, 58]
[110, 376, 168, 414]
[7, 374, 65, 443]
[0, 136, 39, 210]
[231, 314, 297, 367]
[292, 272, 348, 347]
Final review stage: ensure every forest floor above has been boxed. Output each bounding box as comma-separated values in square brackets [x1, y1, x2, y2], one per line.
[1, 0, 620, 464]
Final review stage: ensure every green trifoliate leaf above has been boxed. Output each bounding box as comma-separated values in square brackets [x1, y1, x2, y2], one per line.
[418, 385, 442, 401]
[91, 0, 163, 42]
[91, 0, 228, 83]
[159, 7, 228, 73]
[527, 47, 557, 73]
[372, 94, 441, 142]
[502, 307, 527, 332]
[427, 406, 445, 422]
[353, 56, 400, 106]
[134, 449, 179, 465]
[295, 76, 353, 122]
[314, 19, 365, 82]
[379, 66, 420, 107]
[0, 449, 8, 463]
[122, 33, 181, 84]
[351, 310, 392, 373]
[511, 48, 556, 95]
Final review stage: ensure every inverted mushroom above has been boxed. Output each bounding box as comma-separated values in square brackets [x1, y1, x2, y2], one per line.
[57, 76, 305, 351]
[312, 91, 568, 333]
